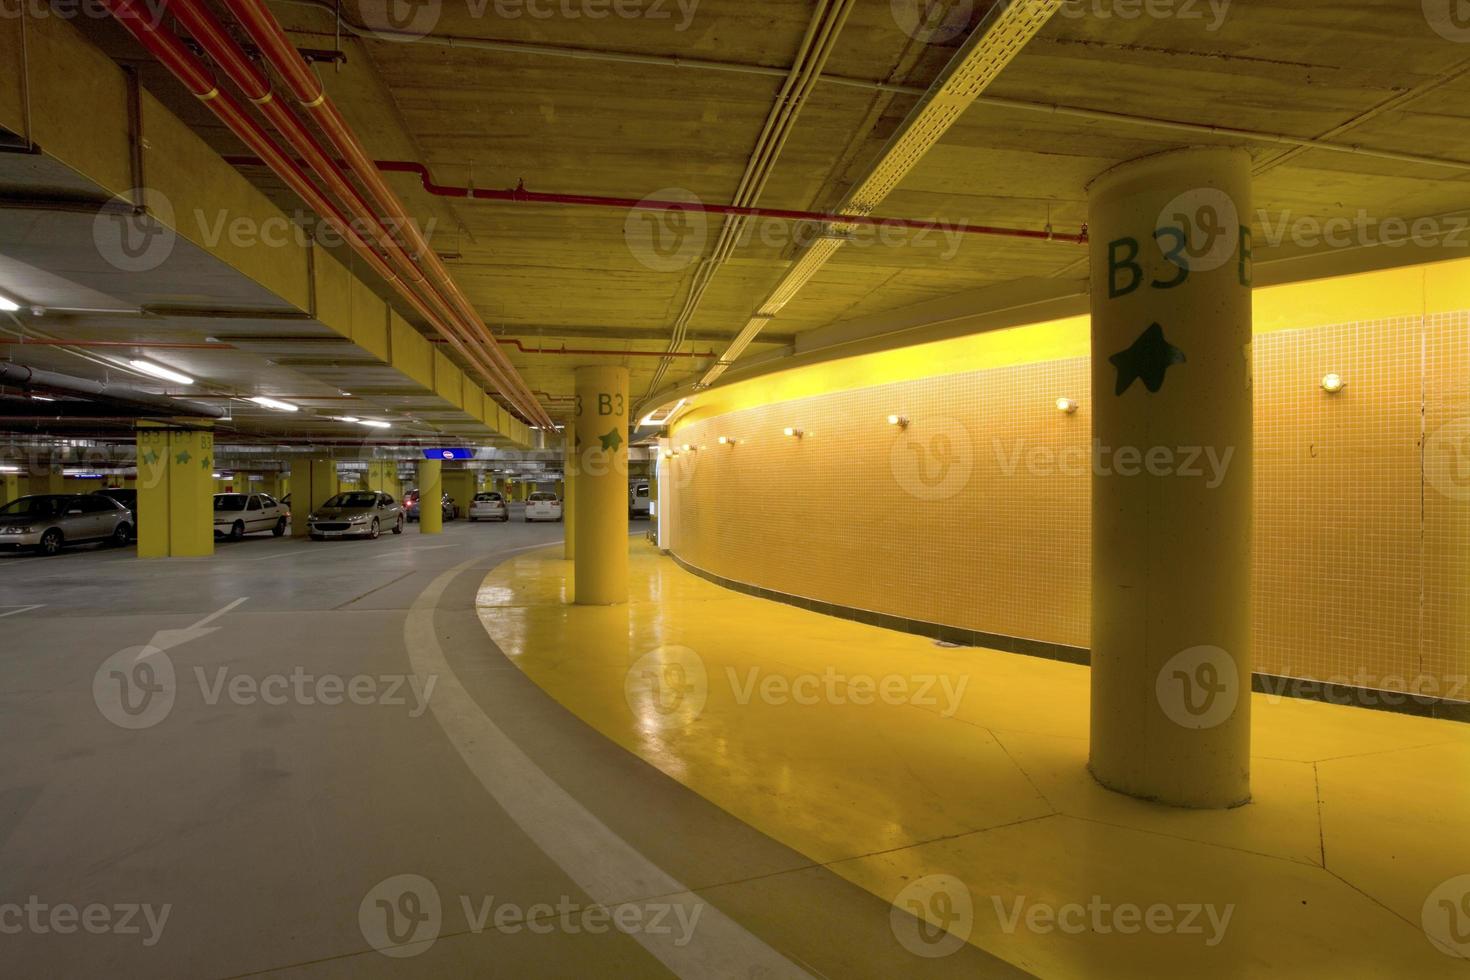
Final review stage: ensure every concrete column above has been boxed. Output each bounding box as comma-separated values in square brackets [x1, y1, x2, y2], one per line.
[573, 366, 629, 605]
[289, 459, 337, 538]
[417, 459, 443, 535]
[1, 473, 21, 505]
[563, 435, 576, 561]
[30, 466, 63, 495]
[136, 422, 215, 558]
[365, 461, 402, 502]
[1087, 147, 1253, 809]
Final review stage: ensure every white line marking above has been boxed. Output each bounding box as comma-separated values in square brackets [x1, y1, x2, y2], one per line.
[406, 553, 811, 978]
[188, 596, 249, 630]
[0, 604, 44, 618]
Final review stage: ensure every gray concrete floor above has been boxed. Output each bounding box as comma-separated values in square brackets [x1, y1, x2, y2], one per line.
[0, 506, 1025, 978]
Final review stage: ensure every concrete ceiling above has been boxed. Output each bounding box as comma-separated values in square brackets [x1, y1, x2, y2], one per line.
[25, 0, 1470, 429]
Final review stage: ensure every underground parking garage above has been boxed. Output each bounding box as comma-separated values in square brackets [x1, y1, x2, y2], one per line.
[1, 0, 1469, 976]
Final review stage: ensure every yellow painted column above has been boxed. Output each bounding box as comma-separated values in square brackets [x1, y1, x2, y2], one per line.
[1087, 147, 1254, 809]
[31, 466, 63, 495]
[289, 459, 337, 537]
[563, 434, 576, 560]
[0, 473, 20, 505]
[365, 461, 402, 501]
[417, 459, 443, 535]
[573, 365, 629, 605]
[135, 422, 214, 558]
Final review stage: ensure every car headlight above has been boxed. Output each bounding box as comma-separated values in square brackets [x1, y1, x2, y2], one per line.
[307, 513, 318, 522]
[348, 514, 368, 523]
[3, 526, 31, 534]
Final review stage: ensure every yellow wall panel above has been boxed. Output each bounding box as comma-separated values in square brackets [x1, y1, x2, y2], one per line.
[350, 277, 390, 361]
[433, 349, 464, 408]
[390, 314, 434, 390]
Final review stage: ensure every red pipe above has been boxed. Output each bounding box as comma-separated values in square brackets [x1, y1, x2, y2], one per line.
[225, 0, 552, 428]
[225, 156, 1088, 245]
[169, 0, 538, 428]
[379, 161, 1089, 245]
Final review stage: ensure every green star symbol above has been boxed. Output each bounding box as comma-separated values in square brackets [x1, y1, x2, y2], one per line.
[175, 450, 191, 465]
[141, 449, 159, 466]
[201, 456, 211, 470]
[1109, 322, 1186, 396]
[598, 428, 623, 452]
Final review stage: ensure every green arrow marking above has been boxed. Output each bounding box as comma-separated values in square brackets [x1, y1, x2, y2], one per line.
[175, 450, 191, 465]
[598, 428, 623, 452]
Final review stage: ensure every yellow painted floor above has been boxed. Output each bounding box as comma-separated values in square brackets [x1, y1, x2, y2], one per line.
[476, 540, 1470, 977]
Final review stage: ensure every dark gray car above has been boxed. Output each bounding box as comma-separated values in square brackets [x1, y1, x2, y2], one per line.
[0, 494, 133, 556]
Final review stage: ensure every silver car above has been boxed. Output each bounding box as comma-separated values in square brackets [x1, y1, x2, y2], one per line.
[213, 492, 290, 539]
[0, 493, 133, 556]
[307, 491, 404, 540]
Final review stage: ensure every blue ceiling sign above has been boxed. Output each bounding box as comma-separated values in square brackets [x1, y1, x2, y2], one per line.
[424, 448, 472, 460]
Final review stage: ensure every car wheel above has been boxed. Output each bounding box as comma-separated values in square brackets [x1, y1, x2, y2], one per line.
[392, 517, 403, 534]
[367, 518, 380, 540]
[35, 529, 63, 556]
[230, 521, 245, 541]
[272, 517, 286, 536]
[111, 522, 133, 546]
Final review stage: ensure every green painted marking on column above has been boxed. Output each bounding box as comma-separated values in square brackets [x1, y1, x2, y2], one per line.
[1109, 322, 1186, 396]
[598, 428, 623, 452]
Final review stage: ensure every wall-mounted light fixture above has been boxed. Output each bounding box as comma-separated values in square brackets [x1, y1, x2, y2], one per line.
[1320, 373, 1345, 394]
[681, 443, 694, 453]
[717, 436, 737, 445]
[887, 414, 909, 428]
[1056, 398, 1079, 414]
[783, 427, 804, 438]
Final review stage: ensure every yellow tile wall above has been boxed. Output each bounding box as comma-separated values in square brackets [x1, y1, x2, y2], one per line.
[670, 316, 1470, 698]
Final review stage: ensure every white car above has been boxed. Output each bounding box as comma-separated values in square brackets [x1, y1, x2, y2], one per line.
[524, 492, 563, 523]
[213, 492, 289, 539]
[469, 491, 509, 522]
[629, 482, 650, 519]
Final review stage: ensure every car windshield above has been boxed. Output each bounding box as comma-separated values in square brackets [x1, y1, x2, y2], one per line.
[474, 493, 502, 502]
[324, 492, 379, 508]
[213, 494, 248, 512]
[0, 495, 67, 518]
[529, 493, 557, 502]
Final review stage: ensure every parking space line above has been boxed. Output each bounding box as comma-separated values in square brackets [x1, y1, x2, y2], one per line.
[0, 604, 45, 619]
